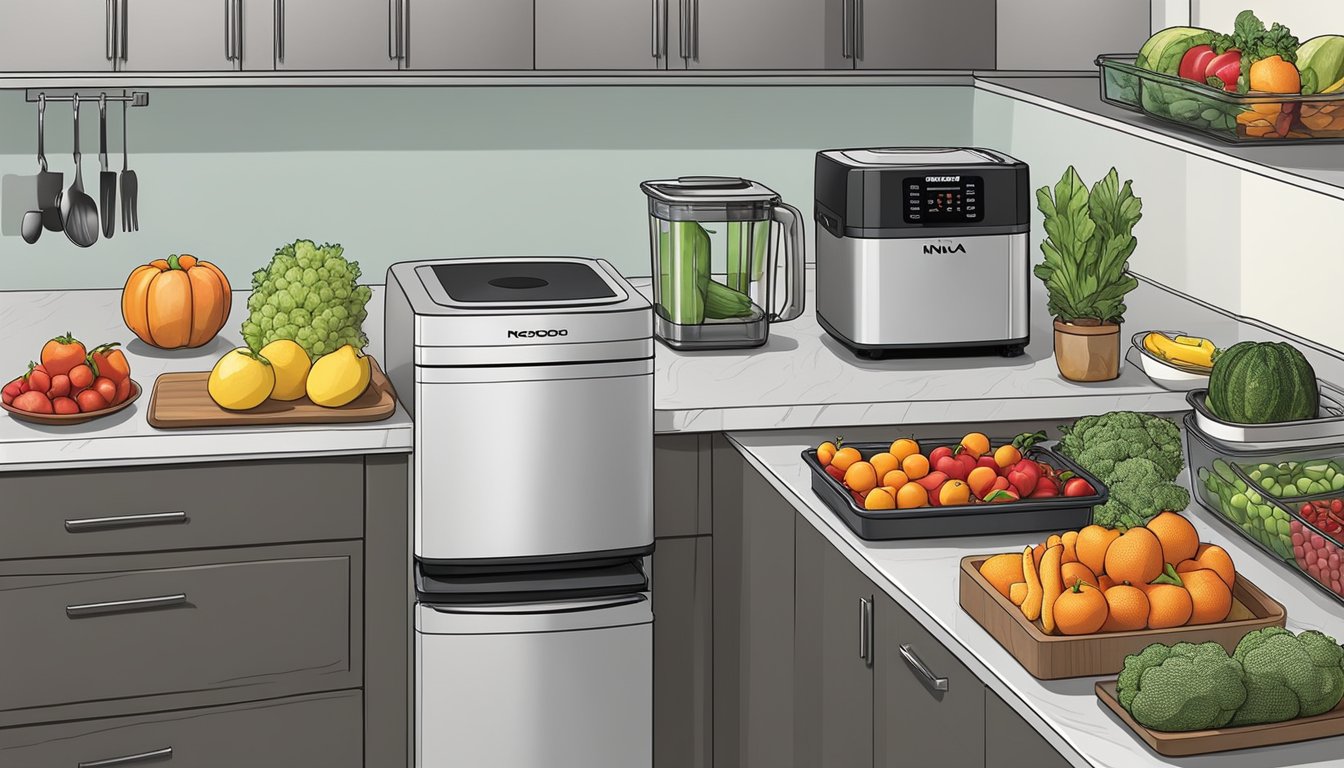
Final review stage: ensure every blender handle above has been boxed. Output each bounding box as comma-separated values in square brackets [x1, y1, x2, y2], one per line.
[770, 202, 806, 323]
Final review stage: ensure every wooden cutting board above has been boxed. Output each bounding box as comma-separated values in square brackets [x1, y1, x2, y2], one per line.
[148, 356, 397, 428]
[959, 554, 1286, 679]
[1096, 679, 1344, 757]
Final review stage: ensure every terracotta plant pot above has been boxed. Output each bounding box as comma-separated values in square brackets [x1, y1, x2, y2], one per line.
[1053, 319, 1120, 382]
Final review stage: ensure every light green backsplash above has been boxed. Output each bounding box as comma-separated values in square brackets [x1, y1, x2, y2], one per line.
[0, 85, 972, 290]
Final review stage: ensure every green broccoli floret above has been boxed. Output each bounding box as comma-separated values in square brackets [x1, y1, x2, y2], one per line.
[241, 239, 373, 359]
[1057, 411, 1185, 482]
[1230, 628, 1344, 724]
[1091, 457, 1191, 530]
[1118, 642, 1247, 732]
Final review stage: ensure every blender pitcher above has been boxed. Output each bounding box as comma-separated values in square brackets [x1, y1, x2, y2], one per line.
[640, 176, 805, 350]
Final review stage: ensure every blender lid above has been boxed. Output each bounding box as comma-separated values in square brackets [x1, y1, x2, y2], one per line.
[415, 258, 629, 309]
[640, 176, 781, 204]
[831, 147, 1011, 167]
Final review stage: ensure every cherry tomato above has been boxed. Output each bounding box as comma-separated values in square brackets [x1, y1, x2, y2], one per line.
[92, 377, 117, 405]
[11, 391, 53, 414]
[47, 374, 71, 398]
[51, 396, 79, 415]
[75, 389, 109, 413]
[68, 364, 95, 390]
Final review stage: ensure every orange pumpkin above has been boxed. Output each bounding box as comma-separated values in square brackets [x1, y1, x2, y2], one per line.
[122, 254, 232, 349]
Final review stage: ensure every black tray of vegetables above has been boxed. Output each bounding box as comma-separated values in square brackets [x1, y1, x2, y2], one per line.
[802, 439, 1109, 540]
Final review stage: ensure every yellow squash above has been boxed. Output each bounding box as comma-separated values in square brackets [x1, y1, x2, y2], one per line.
[1144, 332, 1215, 369]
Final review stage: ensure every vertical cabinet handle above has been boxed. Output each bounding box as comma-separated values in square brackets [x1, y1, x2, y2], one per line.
[275, 0, 284, 64]
[79, 747, 173, 768]
[854, 0, 864, 61]
[106, 0, 115, 60]
[119, 0, 128, 61]
[388, 0, 398, 61]
[678, 0, 689, 59]
[650, 0, 660, 59]
[225, 0, 234, 60]
[859, 596, 873, 666]
[690, 0, 699, 60]
[842, 0, 853, 59]
[900, 644, 950, 691]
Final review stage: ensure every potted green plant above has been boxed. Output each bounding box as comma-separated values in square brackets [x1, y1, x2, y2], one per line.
[1035, 166, 1142, 382]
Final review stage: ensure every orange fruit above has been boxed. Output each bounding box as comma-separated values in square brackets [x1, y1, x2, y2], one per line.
[1105, 527, 1164, 586]
[978, 553, 1024, 598]
[869, 452, 901, 480]
[966, 466, 998, 499]
[889, 438, 920, 463]
[1144, 584, 1193, 629]
[864, 487, 896, 511]
[1145, 511, 1200, 566]
[1061, 561, 1098, 589]
[1076, 525, 1121, 578]
[1177, 544, 1236, 589]
[960, 432, 991, 459]
[994, 444, 1022, 469]
[1053, 580, 1108, 635]
[881, 470, 909, 491]
[817, 441, 837, 467]
[831, 447, 861, 473]
[939, 480, 971, 506]
[896, 482, 928, 509]
[1060, 530, 1080, 564]
[1182, 568, 1233, 625]
[1249, 55, 1301, 95]
[1101, 585, 1149, 632]
[844, 461, 879, 493]
[901, 453, 930, 480]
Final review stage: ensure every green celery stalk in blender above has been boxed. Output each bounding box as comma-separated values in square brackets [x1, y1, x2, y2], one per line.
[658, 222, 707, 325]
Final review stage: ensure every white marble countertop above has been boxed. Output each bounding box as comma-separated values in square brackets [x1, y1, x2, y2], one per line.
[730, 429, 1344, 768]
[650, 266, 1344, 435]
[0, 286, 412, 472]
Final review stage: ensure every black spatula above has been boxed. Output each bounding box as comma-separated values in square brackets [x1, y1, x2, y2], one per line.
[35, 94, 63, 232]
[98, 96, 116, 240]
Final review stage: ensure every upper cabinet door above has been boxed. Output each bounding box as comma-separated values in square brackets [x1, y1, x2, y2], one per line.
[536, 0, 664, 70]
[403, 0, 532, 70]
[274, 0, 398, 70]
[119, 0, 238, 71]
[855, 0, 995, 69]
[0, 2, 116, 72]
[678, 0, 845, 70]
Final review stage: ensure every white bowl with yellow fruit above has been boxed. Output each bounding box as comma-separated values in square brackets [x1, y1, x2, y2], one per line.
[1131, 331, 1214, 391]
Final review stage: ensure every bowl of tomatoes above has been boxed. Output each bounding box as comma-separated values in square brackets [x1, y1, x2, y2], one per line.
[1, 333, 140, 425]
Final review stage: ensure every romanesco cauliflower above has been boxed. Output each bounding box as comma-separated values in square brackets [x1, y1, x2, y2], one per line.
[241, 239, 373, 359]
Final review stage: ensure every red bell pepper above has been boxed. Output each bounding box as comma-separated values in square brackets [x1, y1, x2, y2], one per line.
[1007, 459, 1040, 497]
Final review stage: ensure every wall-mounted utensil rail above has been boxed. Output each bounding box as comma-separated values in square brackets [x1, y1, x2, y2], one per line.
[25, 90, 149, 107]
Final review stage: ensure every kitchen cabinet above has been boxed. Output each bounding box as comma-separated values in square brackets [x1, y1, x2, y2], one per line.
[853, 0, 995, 70]
[654, 434, 712, 538]
[402, 0, 533, 70]
[874, 587, 986, 767]
[996, 0, 1151, 70]
[274, 0, 398, 71]
[794, 517, 874, 767]
[985, 689, 1073, 768]
[119, 0, 240, 71]
[651, 536, 713, 768]
[676, 0, 843, 70]
[0, 2, 115, 72]
[536, 0, 666, 70]
[712, 435, 796, 768]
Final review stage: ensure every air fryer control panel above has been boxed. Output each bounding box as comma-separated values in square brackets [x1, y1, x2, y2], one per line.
[902, 175, 983, 224]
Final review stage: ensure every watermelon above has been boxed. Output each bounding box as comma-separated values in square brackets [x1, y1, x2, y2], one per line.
[1206, 341, 1319, 424]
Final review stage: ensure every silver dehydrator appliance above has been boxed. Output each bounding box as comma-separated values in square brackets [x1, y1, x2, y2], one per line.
[813, 147, 1031, 358]
[385, 256, 654, 768]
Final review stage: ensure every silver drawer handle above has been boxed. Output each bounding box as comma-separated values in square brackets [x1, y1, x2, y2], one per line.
[65, 511, 187, 532]
[79, 746, 173, 767]
[899, 644, 949, 691]
[67, 594, 187, 618]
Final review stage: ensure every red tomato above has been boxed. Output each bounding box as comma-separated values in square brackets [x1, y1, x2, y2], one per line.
[51, 396, 80, 415]
[88, 343, 131, 384]
[24, 363, 50, 394]
[68, 364, 95, 390]
[1178, 44, 1216, 82]
[92, 377, 117, 404]
[39, 333, 87, 376]
[11, 391, 53, 414]
[76, 389, 109, 413]
[47, 374, 71, 398]
[113, 377, 132, 405]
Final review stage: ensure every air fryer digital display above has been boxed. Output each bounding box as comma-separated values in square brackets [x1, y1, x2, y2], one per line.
[902, 175, 983, 224]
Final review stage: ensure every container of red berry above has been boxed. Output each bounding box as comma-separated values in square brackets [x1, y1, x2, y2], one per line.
[1286, 497, 1344, 601]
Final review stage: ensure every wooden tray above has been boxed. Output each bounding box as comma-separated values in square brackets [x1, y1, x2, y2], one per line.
[1096, 679, 1344, 756]
[959, 554, 1286, 679]
[148, 357, 397, 428]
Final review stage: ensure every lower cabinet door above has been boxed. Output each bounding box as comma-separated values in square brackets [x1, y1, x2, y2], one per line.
[0, 690, 362, 766]
[874, 591, 985, 768]
[652, 536, 713, 768]
[794, 517, 874, 767]
[985, 689, 1073, 768]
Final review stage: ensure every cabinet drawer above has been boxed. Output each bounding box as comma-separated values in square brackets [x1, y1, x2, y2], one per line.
[0, 690, 362, 767]
[0, 458, 364, 560]
[0, 543, 362, 714]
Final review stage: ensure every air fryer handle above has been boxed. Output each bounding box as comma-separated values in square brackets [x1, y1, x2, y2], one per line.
[770, 202, 806, 323]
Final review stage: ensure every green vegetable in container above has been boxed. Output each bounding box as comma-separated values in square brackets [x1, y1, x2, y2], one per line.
[241, 239, 373, 359]
[1117, 642, 1248, 732]
[1057, 411, 1184, 482]
[1230, 627, 1344, 724]
[657, 222, 710, 325]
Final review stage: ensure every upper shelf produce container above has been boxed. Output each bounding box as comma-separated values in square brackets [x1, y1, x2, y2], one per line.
[1187, 381, 1344, 451]
[1098, 54, 1344, 144]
